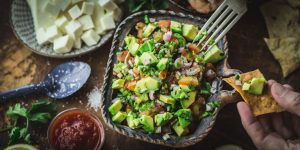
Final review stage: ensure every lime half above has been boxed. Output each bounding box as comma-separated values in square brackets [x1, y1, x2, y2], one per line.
[4, 144, 39, 150]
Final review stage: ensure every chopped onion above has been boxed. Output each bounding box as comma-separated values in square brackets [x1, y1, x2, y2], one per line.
[235, 80, 242, 86]
[149, 18, 155, 22]
[186, 67, 200, 76]
[143, 59, 150, 65]
[206, 104, 212, 111]
[183, 62, 192, 67]
[142, 38, 148, 41]
[179, 47, 185, 53]
[149, 91, 155, 100]
[163, 133, 171, 140]
[155, 126, 162, 133]
[163, 31, 172, 42]
[128, 69, 134, 75]
[210, 80, 218, 93]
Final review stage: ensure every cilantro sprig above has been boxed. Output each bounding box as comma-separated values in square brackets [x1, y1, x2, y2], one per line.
[2, 100, 56, 146]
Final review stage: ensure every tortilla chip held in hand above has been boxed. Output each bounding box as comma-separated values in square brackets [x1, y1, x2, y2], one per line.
[223, 69, 283, 116]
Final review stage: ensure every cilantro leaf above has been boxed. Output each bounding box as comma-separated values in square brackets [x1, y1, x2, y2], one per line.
[29, 100, 56, 116]
[29, 112, 52, 123]
[6, 104, 28, 119]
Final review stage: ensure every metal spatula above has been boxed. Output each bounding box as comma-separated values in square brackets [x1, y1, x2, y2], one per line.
[193, 0, 247, 50]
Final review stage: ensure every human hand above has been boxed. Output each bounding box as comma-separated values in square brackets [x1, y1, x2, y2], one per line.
[237, 80, 300, 150]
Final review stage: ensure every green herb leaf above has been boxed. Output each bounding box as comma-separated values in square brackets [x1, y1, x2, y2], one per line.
[6, 104, 28, 122]
[29, 113, 52, 123]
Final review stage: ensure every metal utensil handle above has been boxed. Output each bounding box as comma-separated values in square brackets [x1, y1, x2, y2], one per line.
[0, 82, 50, 103]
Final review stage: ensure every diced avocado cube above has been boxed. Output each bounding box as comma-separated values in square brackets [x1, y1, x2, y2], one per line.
[112, 79, 125, 89]
[134, 56, 142, 66]
[139, 39, 155, 53]
[172, 121, 189, 136]
[112, 111, 127, 123]
[128, 41, 140, 56]
[139, 115, 154, 133]
[140, 52, 158, 65]
[180, 91, 197, 108]
[154, 112, 173, 126]
[159, 95, 175, 105]
[173, 33, 186, 47]
[135, 79, 147, 93]
[248, 77, 266, 95]
[179, 85, 192, 92]
[203, 45, 224, 63]
[175, 109, 192, 128]
[143, 24, 157, 37]
[125, 35, 137, 46]
[134, 77, 160, 93]
[170, 21, 182, 33]
[182, 24, 199, 41]
[127, 112, 140, 129]
[242, 82, 251, 91]
[156, 58, 169, 71]
[153, 31, 163, 42]
[108, 99, 122, 115]
[178, 76, 199, 86]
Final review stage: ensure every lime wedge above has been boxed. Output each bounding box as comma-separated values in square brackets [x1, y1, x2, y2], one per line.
[4, 144, 39, 150]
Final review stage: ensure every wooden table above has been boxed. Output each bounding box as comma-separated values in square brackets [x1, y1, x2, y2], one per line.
[1, 1, 300, 150]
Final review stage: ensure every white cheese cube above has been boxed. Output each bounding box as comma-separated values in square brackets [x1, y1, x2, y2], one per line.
[53, 35, 74, 53]
[55, 15, 68, 32]
[103, 1, 118, 11]
[98, 0, 110, 7]
[65, 20, 83, 40]
[60, 0, 72, 11]
[81, 2, 94, 15]
[74, 38, 82, 49]
[100, 12, 116, 31]
[77, 15, 95, 31]
[36, 28, 49, 45]
[44, 2, 61, 18]
[81, 30, 100, 46]
[68, 5, 82, 19]
[72, 0, 83, 4]
[46, 25, 62, 42]
[95, 23, 105, 35]
[106, 7, 122, 21]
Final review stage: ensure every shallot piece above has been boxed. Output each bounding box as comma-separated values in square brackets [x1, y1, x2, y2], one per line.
[163, 31, 172, 42]
[128, 69, 134, 75]
[179, 47, 185, 53]
[186, 67, 201, 76]
[149, 91, 155, 100]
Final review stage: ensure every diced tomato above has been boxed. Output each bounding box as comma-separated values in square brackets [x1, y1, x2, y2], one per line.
[133, 68, 139, 76]
[117, 51, 129, 62]
[243, 74, 252, 82]
[126, 81, 137, 91]
[159, 70, 167, 79]
[188, 43, 201, 54]
[158, 20, 170, 28]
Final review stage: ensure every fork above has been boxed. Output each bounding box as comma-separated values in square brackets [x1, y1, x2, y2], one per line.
[192, 0, 247, 50]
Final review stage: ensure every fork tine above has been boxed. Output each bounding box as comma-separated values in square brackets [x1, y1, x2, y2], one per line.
[192, 0, 228, 43]
[214, 15, 242, 44]
[200, 11, 237, 50]
[206, 7, 231, 35]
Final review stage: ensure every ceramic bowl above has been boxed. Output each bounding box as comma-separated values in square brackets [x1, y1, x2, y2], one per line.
[10, 0, 120, 58]
[101, 10, 240, 148]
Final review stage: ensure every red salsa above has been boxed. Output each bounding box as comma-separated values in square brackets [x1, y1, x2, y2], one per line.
[49, 109, 102, 150]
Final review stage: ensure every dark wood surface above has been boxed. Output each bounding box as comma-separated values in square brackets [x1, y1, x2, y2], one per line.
[1, 1, 300, 150]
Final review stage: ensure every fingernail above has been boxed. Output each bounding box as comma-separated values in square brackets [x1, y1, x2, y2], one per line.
[273, 83, 287, 97]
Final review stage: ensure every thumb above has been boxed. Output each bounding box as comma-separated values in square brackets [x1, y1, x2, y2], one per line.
[271, 82, 300, 116]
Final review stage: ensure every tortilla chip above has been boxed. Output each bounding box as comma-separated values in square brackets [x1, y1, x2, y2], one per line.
[264, 38, 300, 77]
[260, 0, 300, 38]
[223, 69, 284, 116]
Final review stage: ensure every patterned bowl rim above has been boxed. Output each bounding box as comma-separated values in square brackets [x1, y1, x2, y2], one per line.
[100, 10, 239, 148]
[9, 0, 119, 59]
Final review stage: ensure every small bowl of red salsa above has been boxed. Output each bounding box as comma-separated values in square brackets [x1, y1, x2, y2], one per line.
[48, 108, 105, 150]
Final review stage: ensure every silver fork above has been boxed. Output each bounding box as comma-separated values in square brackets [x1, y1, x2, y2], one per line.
[192, 0, 247, 50]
